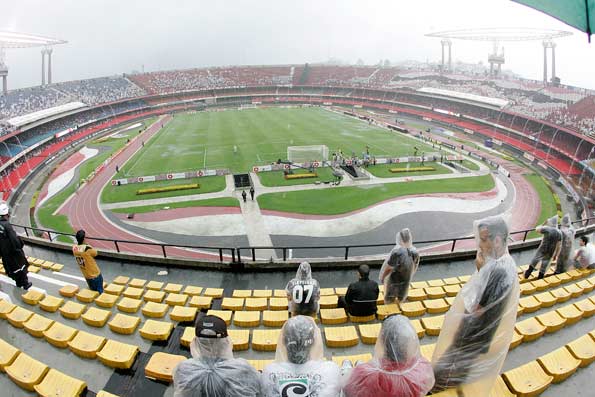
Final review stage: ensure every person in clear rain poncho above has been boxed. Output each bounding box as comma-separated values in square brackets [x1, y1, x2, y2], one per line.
[173, 314, 261, 397]
[261, 315, 341, 397]
[555, 214, 575, 274]
[343, 314, 434, 397]
[524, 215, 562, 279]
[431, 216, 520, 394]
[286, 262, 321, 316]
[379, 228, 420, 304]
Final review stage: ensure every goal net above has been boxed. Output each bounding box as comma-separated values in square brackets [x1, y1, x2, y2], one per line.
[287, 145, 329, 163]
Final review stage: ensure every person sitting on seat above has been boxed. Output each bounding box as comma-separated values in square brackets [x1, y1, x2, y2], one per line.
[379, 228, 420, 304]
[261, 316, 341, 397]
[574, 235, 595, 269]
[555, 214, 575, 274]
[343, 314, 434, 397]
[173, 314, 261, 397]
[524, 216, 562, 279]
[338, 264, 379, 317]
[431, 216, 520, 394]
[286, 262, 320, 317]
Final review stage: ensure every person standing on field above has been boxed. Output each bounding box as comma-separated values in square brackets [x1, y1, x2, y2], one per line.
[241, 190, 247, 203]
[73, 230, 104, 293]
[249, 186, 255, 201]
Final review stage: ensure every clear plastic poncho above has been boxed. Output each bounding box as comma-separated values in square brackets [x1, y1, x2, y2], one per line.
[379, 229, 420, 304]
[431, 216, 520, 394]
[557, 214, 575, 273]
[262, 316, 341, 397]
[173, 335, 261, 397]
[344, 315, 434, 397]
[285, 262, 321, 315]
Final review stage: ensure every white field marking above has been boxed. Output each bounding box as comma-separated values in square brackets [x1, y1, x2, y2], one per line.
[203, 147, 208, 169]
[257, 153, 262, 162]
[52, 271, 86, 282]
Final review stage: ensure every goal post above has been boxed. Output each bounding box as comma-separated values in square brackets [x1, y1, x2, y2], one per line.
[287, 145, 329, 163]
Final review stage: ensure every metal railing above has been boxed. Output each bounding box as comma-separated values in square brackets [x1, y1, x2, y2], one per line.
[14, 217, 594, 264]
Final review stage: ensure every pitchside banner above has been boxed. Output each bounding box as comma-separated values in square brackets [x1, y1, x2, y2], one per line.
[252, 161, 323, 173]
[111, 168, 229, 185]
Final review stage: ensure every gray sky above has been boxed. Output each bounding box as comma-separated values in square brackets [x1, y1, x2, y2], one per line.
[2, 0, 594, 90]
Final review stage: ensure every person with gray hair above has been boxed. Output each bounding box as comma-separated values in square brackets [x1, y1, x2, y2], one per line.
[261, 316, 341, 397]
[555, 214, 575, 274]
[524, 215, 562, 279]
[379, 228, 420, 304]
[285, 262, 320, 316]
[173, 314, 261, 397]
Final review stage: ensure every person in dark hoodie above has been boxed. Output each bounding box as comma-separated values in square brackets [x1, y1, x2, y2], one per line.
[0, 202, 32, 290]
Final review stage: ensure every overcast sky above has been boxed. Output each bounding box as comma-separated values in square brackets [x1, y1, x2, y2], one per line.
[2, 0, 594, 90]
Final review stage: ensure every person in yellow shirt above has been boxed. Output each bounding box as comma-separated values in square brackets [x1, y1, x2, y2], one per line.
[73, 230, 103, 293]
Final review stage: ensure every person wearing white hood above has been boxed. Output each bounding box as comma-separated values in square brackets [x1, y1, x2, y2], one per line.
[431, 215, 520, 394]
[173, 314, 262, 397]
[379, 228, 420, 304]
[286, 262, 321, 317]
[524, 215, 562, 279]
[554, 214, 575, 274]
[261, 315, 341, 397]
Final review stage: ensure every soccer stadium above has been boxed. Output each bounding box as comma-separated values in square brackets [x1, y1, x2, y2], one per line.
[0, 2, 595, 396]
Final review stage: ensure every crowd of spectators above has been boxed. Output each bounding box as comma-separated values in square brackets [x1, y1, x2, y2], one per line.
[0, 86, 68, 120]
[54, 76, 146, 105]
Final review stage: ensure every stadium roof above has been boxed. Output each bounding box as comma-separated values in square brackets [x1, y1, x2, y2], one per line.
[0, 31, 67, 48]
[417, 87, 510, 108]
[7, 102, 87, 127]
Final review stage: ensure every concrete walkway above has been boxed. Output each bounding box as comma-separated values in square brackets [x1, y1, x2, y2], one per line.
[237, 190, 277, 260]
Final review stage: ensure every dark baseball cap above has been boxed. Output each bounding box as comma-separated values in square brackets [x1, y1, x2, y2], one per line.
[195, 314, 228, 338]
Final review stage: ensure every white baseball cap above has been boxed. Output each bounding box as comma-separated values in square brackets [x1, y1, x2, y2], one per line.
[0, 202, 9, 216]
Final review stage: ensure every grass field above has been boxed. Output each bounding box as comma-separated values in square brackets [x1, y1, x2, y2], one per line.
[524, 173, 558, 238]
[258, 174, 495, 215]
[120, 107, 438, 177]
[111, 197, 239, 214]
[366, 161, 452, 178]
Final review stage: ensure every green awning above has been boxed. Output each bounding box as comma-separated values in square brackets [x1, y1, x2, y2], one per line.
[513, 0, 594, 41]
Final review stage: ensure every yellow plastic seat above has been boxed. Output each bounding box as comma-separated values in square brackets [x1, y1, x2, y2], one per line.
[247, 359, 274, 372]
[349, 313, 376, 323]
[358, 323, 381, 344]
[515, 317, 547, 342]
[376, 292, 385, 305]
[180, 327, 195, 348]
[23, 314, 54, 337]
[320, 288, 335, 296]
[40, 261, 53, 270]
[421, 315, 444, 336]
[443, 284, 461, 297]
[76, 288, 99, 303]
[536, 311, 567, 333]
[443, 277, 460, 285]
[143, 290, 165, 303]
[97, 339, 139, 369]
[123, 287, 144, 300]
[566, 269, 583, 280]
[82, 307, 111, 327]
[520, 282, 537, 295]
[0, 300, 20, 317]
[43, 322, 78, 348]
[0, 338, 20, 370]
[410, 281, 428, 289]
[405, 289, 426, 301]
[163, 283, 183, 293]
[537, 346, 580, 383]
[188, 296, 213, 309]
[428, 279, 445, 287]
[146, 281, 164, 290]
[34, 367, 87, 397]
[564, 284, 584, 298]
[104, 283, 125, 296]
[203, 288, 224, 298]
[21, 289, 45, 305]
[232, 289, 252, 298]
[566, 334, 595, 367]
[574, 298, 595, 317]
[59, 301, 86, 320]
[233, 311, 261, 327]
[221, 297, 244, 311]
[423, 298, 450, 314]
[182, 285, 203, 296]
[68, 331, 107, 359]
[376, 304, 400, 320]
[425, 286, 446, 299]
[206, 310, 232, 325]
[502, 360, 553, 397]
[420, 343, 436, 361]
[556, 304, 583, 325]
[320, 308, 348, 325]
[95, 293, 118, 308]
[489, 376, 517, 397]
[142, 301, 169, 318]
[253, 289, 273, 298]
[50, 263, 64, 272]
[5, 352, 49, 391]
[112, 276, 129, 285]
[399, 301, 426, 317]
[128, 278, 146, 288]
[510, 330, 524, 349]
[170, 306, 198, 322]
[324, 325, 359, 347]
[577, 279, 594, 293]
[550, 288, 571, 303]
[531, 279, 549, 291]
[117, 297, 142, 313]
[252, 329, 282, 351]
[108, 313, 141, 335]
[273, 289, 286, 297]
[553, 273, 571, 284]
[445, 297, 455, 306]
[7, 306, 34, 328]
[458, 275, 471, 283]
[165, 293, 188, 306]
[145, 352, 186, 383]
[139, 320, 174, 341]
[519, 296, 542, 313]
[58, 285, 79, 298]
[269, 297, 288, 311]
[534, 292, 557, 307]
[262, 310, 288, 327]
[319, 295, 338, 309]
[228, 329, 250, 351]
[28, 266, 40, 273]
[245, 298, 268, 311]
